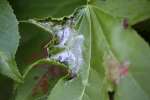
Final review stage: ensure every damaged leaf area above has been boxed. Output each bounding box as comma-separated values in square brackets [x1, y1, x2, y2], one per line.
[14, 18, 85, 100]
[1, 0, 150, 100]
[15, 59, 68, 100]
[50, 27, 84, 77]
[14, 20, 71, 100]
[11, 2, 150, 100]
[104, 56, 130, 85]
[13, 4, 150, 100]
[39, 18, 85, 79]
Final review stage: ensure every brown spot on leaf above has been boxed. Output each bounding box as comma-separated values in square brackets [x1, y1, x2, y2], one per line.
[32, 74, 49, 96]
[119, 61, 129, 77]
[43, 48, 49, 57]
[39, 74, 49, 94]
[32, 64, 68, 96]
[105, 56, 129, 85]
[123, 18, 129, 29]
[48, 65, 68, 79]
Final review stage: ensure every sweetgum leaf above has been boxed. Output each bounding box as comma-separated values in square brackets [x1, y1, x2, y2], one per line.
[0, 0, 22, 82]
[8, 0, 86, 20]
[47, 4, 150, 100]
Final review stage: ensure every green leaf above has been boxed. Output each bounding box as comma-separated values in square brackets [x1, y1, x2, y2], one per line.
[0, 52, 22, 82]
[91, 5, 150, 100]
[16, 21, 53, 72]
[110, 14, 150, 100]
[0, 0, 22, 82]
[91, 0, 150, 25]
[0, 0, 20, 57]
[9, 0, 87, 20]
[48, 4, 150, 100]
[15, 59, 68, 100]
[47, 6, 109, 100]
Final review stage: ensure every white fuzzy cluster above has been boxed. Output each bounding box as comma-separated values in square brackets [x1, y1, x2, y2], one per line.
[50, 26, 84, 74]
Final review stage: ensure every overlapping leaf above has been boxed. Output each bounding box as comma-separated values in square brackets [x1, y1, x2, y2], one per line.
[16, 21, 52, 72]
[15, 59, 68, 100]
[8, 0, 86, 20]
[0, 0, 22, 82]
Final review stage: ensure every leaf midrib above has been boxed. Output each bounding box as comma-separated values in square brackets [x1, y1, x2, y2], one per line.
[78, 6, 92, 100]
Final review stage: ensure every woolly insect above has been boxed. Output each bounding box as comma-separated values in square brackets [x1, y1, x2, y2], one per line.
[55, 26, 71, 46]
[50, 25, 84, 80]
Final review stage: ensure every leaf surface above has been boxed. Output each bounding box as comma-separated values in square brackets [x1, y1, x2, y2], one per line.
[47, 6, 109, 100]
[91, 0, 150, 24]
[92, 5, 150, 100]
[47, 4, 150, 100]
[15, 59, 68, 100]
[0, 0, 22, 82]
[16, 21, 52, 72]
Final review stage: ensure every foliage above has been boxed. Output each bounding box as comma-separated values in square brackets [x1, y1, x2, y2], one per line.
[0, 0, 150, 100]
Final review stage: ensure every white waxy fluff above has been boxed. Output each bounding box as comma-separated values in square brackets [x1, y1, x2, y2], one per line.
[50, 26, 84, 75]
